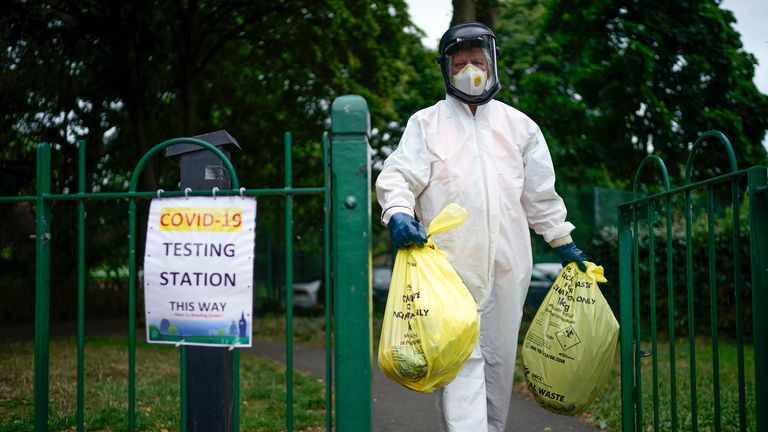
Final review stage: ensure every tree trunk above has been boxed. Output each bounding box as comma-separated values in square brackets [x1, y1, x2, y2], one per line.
[131, 107, 157, 191]
[107, 2, 158, 190]
[451, 0, 500, 31]
[477, 0, 500, 31]
[181, 1, 200, 135]
[451, 0, 476, 26]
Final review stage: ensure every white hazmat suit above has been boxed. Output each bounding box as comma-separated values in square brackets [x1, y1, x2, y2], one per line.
[376, 95, 575, 432]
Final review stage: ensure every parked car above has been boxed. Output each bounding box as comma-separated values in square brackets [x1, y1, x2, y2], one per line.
[287, 265, 392, 309]
[290, 279, 323, 309]
[372, 265, 393, 303]
[525, 263, 562, 309]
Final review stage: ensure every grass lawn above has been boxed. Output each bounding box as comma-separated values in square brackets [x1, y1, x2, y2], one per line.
[1, 313, 758, 432]
[0, 335, 325, 432]
[515, 337, 757, 432]
[513, 301, 759, 432]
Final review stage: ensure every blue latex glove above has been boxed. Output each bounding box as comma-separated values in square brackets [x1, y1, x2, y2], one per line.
[553, 242, 588, 272]
[387, 213, 428, 250]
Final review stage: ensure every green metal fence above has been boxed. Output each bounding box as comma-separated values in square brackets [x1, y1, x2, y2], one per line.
[618, 130, 767, 431]
[0, 95, 373, 431]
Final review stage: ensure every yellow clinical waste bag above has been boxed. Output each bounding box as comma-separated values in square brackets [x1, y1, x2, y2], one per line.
[522, 262, 619, 415]
[378, 203, 479, 393]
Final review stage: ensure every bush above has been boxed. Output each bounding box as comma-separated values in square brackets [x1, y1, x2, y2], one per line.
[591, 196, 753, 340]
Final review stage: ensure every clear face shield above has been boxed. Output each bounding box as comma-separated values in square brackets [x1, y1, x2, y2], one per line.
[443, 35, 499, 101]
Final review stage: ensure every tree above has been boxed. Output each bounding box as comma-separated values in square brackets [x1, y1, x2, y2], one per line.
[451, 0, 501, 30]
[0, 0, 434, 321]
[0, 0, 431, 190]
[496, 0, 768, 186]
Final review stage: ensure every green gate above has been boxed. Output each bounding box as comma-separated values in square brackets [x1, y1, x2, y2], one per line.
[618, 130, 767, 431]
[0, 95, 373, 431]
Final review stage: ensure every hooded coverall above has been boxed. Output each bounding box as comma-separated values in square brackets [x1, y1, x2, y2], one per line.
[376, 95, 575, 432]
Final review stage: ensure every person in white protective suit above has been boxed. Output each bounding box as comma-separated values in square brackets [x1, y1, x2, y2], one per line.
[375, 22, 589, 432]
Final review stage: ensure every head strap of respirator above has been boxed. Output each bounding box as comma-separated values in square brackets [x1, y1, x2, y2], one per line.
[436, 21, 501, 105]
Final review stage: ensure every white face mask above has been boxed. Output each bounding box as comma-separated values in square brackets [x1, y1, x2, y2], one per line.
[451, 64, 488, 96]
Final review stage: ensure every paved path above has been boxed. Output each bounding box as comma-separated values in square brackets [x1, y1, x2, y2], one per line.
[246, 340, 596, 432]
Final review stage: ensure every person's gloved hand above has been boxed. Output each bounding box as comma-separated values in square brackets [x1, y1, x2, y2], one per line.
[387, 213, 428, 250]
[553, 242, 588, 272]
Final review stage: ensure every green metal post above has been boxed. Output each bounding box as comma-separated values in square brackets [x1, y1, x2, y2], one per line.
[731, 176, 746, 431]
[665, 193, 677, 432]
[706, 187, 721, 431]
[323, 132, 333, 432]
[618, 206, 636, 432]
[128, 196, 137, 432]
[284, 131, 295, 432]
[748, 167, 768, 432]
[268, 231, 275, 301]
[648, 201, 659, 431]
[77, 140, 86, 432]
[33, 143, 51, 432]
[684, 189, 698, 431]
[632, 210, 643, 431]
[330, 95, 372, 432]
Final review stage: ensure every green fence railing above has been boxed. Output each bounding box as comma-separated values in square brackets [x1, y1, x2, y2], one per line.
[0, 94, 373, 432]
[618, 130, 767, 431]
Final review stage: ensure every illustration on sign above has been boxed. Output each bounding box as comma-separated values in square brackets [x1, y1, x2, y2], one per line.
[143, 196, 256, 347]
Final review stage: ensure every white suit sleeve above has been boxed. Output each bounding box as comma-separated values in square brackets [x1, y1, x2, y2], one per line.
[375, 115, 431, 225]
[520, 126, 575, 243]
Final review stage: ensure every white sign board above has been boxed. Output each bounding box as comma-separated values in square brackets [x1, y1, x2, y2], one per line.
[143, 196, 256, 347]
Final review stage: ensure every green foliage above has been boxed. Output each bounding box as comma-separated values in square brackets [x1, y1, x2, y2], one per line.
[0, 0, 438, 320]
[0, 0, 436, 188]
[582, 339, 756, 431]
[496, 0, 768, 187]
[590, 190, 754, 339]
[2, 0, 767, 322]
